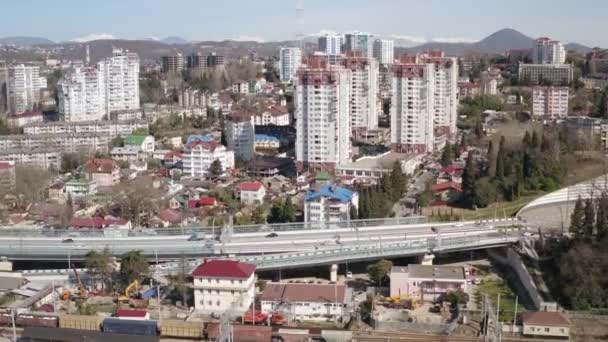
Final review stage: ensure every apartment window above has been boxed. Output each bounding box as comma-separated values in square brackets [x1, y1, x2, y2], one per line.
[216, 300, 221, 306]
[545, 328, 550, 333]
[208, 300, 212, 305]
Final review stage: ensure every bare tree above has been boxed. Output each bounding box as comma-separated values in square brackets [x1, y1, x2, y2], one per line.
[15, 166, 52, 209]
[111, 177, 164, 227]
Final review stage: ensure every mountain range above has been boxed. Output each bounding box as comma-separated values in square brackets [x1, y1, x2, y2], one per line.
[0, 29, 594, 62]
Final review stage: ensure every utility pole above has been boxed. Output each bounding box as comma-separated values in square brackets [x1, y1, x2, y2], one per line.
[512, 296, 518, 334]
[11, 309, 16, 342]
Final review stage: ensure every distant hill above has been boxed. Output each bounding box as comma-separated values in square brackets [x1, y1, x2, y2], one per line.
[161, 36, 191, 45]
[0, 36, 55, 46]
[565, 42, 592, 54]
[401, 28, 535, 56]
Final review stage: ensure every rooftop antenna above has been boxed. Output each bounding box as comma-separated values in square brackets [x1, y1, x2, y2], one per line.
[295, 0, 304, 51]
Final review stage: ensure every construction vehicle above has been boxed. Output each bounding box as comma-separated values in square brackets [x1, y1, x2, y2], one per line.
[72, 266, 88, 299]
[118, 280, 139, 303]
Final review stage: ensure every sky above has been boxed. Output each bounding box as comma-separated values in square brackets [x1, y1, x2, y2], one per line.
[1, 0, 607, 47]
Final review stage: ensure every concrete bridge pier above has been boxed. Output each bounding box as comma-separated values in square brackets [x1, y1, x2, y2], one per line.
[419, 253, 435, 265]
[330, 264, 338, 282]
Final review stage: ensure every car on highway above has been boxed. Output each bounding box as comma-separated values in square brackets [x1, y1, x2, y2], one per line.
[430, 227, 438, 233]
[61, 238, 74, 243]
[455, 223, 464, 227]
[346, 271, 353, 279]
[188, 232, 206, 241]
[73, 245, 88, 250]
[265, 232, 278, 238]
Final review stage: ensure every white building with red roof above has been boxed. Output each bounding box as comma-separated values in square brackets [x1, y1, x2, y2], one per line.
[84, 158, 120, 186]
[237, 181, 266, 205]
[183, 140, 234, 177]
[522, 311, 571, 338]
[8, 111, 43, 127]
[191, 259, 256, 315]
[255, 105, 290, 126]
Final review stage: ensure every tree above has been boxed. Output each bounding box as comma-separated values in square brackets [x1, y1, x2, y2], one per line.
[209, 160, 223, 177]
[597, 193, 608, 240]
[523, 131, 532, 148]
[111, 136, 125, 148]
[111, 178, 163, 227]
[85, 247, 114, 291]
[495, 136, 506, 180]
[349, 205, 358, 220]
[486, 140, 495, 178]
[15, 166, 51, 208]
[531, 131, 540, 150]
[440, 143, 453, 167]
[582, 199, 595, 241]
[61, 152, 86, 174]
[267, 200, 285, 224]
[61, 194, 74, 227]
[119, 251, 149, 284]
[389, 161, 407, 201]
[367, 259, 393, 286]
[251, 206, 266, 224]
[461, 155, 478, 209]
[281, 197, 296, 223]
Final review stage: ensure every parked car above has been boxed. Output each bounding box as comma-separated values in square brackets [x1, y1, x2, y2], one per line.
[61, 238, 74, 243]
[265, 232, 278, 238]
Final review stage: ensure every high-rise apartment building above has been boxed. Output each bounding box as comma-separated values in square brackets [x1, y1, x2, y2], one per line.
[187, 52, 207, 70]
[162, 53, 185, 73]
[532, 86, 569, 119]
[341, 52, 379, 129]
[533, 38, 566, 65]
[279, 47, 302, 83]
[7, 65, 46, 114]
[373, 39, 395, 65]
[419, 51, 459, 138]
[318, 34, 343, 55]
[58, 49, 139, 122]
[58, 67, 106, 122]
[225, 112, 255, 161]
[344, 32, 373, 58]
[295, 57, 351, 172]
[390, 56, 436, 154]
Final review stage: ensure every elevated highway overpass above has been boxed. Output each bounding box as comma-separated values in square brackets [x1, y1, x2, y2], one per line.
[0, 218, 525, 262]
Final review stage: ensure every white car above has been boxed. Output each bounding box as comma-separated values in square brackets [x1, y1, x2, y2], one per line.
[346, 271, 353, 279]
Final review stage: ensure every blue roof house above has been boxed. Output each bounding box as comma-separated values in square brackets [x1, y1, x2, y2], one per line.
[304, 185, 359, 223]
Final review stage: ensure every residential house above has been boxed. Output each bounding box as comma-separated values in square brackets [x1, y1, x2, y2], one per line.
[522, 311, 571, 339]
[238, 182, 266, 205]
[260, 283, 347, 321]
[191, 260, 256, 315]
[232, 80, 249, 94]
[64, 179, 97, 198]
[125, 135, 155, 154]
[84, 159, 120, 187]
[255, 106, 290, 126]
[8, 111, 43, 127]
[431, 182, 462, 204]
[183, 140, 235, 177]
[304, 185, 359, 223]
[111, 146, 144, 162]
[157, 208, 184, 227]
[390, 265, 467, 302]
[188, 197, 217, 209]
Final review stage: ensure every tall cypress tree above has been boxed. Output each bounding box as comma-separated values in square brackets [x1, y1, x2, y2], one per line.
[461, 154, 477, 209]
[570, 197, 585, 239]
[583, 199, 596, 241]
[486, 140, 495, 178]
[496, 136, 506, 181]
[389, 161, 406, 201]
[596, 194, 608, 240]
[440, 143, 453, 167]
[531, 131, 540, 150]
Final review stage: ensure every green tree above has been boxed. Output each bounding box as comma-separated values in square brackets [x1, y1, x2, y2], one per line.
[367, 259, 393, 286]
[596, 194, 608, 240]
[495, 136, 506, 180]
[531, 131, 540, 150]
[251, 206, 266, 224]
[267, 200, 285, 224]
[523, 131, 532, 148]
[461, 154, 478, 209]
[486, 140, 495, 178]
[440, 143, 453, 167]
[85, 247, 114, 291]
[583, 199, 595, 241]
[349, 205, 358, 220]
[119, 251, 149, 284]
[209, 159, 223, 177]
[389, 161, 407, 201]
[281, 197, 296, 223]
[111, 136, 125, 148]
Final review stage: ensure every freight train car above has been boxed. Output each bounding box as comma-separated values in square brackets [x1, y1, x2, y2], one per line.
[160, 319, 205, 339]
[59, 314, 103, 331]
[207, 323, 273, 342]
[102, 318, 158, 336]
[16, 314, 58, 328]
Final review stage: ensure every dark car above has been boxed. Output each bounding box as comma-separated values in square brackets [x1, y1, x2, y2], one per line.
[61, 238, 74, 243]
[265, 232, 278, 238]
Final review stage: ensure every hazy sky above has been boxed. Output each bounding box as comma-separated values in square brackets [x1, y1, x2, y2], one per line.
[2, 0, 606, 46]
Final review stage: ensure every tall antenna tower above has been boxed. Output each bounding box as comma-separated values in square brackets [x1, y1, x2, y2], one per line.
[295, 0, 304, 51]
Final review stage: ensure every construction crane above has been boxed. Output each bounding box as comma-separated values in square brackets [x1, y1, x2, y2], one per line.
[72, 266, 88, 299]
[118, 280, 139, 303]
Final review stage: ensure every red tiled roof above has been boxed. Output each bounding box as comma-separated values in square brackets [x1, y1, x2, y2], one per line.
[13, 111, 42, 118]
[522, 311, 571, 326]
[84, 159, 117, 174]
[0, 161, 15, 170]
[159, 208, 182, 223]
[189, 140, 220, 152]
[70, 217, 106, 229]
[260, 283, 346, 303]
[188, 197, 217, 209]
[238, 181, 263, 192]
[269, 105, 288, 116]
[431, 182, 462, 193]
[163, 151, 184, 160]
[191, 260, 256, 279]
[115, 309, 148, 318]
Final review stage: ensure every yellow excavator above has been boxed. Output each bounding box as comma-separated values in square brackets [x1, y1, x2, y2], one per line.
[118, 280, 139, 303]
